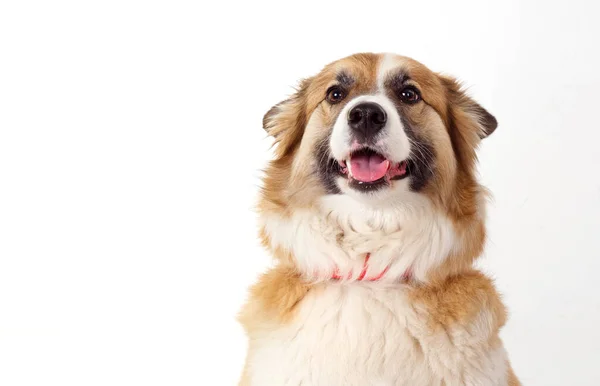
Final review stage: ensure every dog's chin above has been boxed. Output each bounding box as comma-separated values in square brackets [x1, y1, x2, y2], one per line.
[332, 147, 410, 194]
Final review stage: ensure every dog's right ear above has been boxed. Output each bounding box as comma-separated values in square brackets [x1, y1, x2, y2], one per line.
[263, 78, 313, 159]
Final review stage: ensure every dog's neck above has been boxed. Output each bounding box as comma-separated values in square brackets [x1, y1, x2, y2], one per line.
[260, 194, 459, 284]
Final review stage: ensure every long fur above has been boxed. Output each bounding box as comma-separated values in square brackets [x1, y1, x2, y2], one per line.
[239, 53, 520, 386]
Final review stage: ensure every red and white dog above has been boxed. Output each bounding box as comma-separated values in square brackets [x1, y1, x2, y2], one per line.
[239, 53, 520, 386]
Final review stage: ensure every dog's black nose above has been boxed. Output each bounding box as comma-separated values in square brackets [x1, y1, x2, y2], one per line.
[347, 102, 387, 141]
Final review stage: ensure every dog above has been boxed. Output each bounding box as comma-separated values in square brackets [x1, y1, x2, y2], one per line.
[238, 53, 520, 386]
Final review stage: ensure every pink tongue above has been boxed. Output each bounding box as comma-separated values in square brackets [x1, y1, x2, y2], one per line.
[349, 153, 390, 182]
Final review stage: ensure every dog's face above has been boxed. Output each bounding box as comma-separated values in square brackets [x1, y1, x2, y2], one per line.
[260, 53, 497, 280]
[262, 52, 495, 220]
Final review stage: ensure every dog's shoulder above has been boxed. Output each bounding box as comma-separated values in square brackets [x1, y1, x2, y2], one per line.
[238, 264, 311, 335]
[408, 270, 507, 335]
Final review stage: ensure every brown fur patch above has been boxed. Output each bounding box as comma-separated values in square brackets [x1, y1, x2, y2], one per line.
[238, 265, 310, 334]
[408, 270, 507, 332]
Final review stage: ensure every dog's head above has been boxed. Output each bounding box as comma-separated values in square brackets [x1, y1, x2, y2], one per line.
[260, 53, 496, 281]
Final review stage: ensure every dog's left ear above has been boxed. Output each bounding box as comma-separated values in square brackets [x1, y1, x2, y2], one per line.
[438, 75, 497, 139]
[262, 77, 313, 158]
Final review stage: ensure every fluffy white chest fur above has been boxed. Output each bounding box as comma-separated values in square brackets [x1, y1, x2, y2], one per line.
[261, 194, 462, 284]
[243, 196, 509, 386]
[247, 283, 508, 386]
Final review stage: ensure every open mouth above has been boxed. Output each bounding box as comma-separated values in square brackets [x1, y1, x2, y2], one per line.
[337, 148, 409, 191]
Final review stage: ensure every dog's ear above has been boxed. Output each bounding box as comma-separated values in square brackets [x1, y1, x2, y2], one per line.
[438, 75, 497, 140]
[263, 77, 313, 158]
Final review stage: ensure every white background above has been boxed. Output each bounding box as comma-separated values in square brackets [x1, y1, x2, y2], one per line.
[1, 0, 599, 385]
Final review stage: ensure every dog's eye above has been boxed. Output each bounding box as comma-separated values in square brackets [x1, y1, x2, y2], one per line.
[326, 86, 346, 104]
[398, 86, 421, 104]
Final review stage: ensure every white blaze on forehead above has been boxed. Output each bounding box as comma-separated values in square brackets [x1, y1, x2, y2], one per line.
[377, 53, 403, 92]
